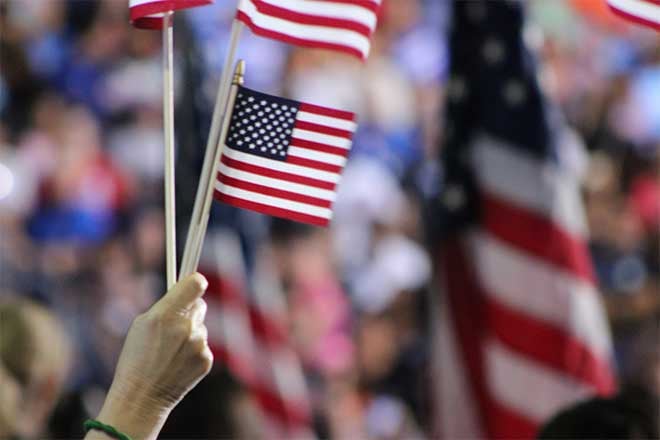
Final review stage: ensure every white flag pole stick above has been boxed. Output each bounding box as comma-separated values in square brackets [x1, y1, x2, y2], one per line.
[180, 60, 245, 277]
[163, 11, 177, 289]
[180, 19, 244, 279]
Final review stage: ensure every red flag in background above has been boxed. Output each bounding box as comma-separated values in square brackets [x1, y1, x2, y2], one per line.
[428, 1, 616, 438]
[129, 0, 213, 29]
[236, 0, 382, 60]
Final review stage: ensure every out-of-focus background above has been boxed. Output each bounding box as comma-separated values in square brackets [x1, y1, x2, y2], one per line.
[0, 0, 658, 438]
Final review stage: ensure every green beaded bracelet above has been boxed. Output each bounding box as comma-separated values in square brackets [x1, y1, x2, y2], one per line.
[83, 419, 132, 440]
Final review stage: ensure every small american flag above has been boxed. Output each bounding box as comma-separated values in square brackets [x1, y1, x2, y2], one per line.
[607, 0, 660, 30]
[236, 0, 382, 60]
[129, 0, 212, 29]
[215, 86, 356, 227]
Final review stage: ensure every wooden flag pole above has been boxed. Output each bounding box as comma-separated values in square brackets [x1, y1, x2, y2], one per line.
[163, 11, 177, 289]
[180, 60, 245, 277]
[180, 19, 244, 279]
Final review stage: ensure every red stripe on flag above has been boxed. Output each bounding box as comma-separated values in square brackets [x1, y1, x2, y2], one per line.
[216, 191, 330, 227]
[236, 11, 365, 60]
[486, 298, 616, 394]
[439, 239, 493, 437]
[132, 17, 168, 29]
[248, 307, 288, 347]
[294, 120, 354, 139]
[299, 102, 355, 121]
[289, 138, 350, 157]
[482, 192, 596, 283]
[213, 345, 310, 427]
[221, 155, 337, 191]
[203, 270, 297, 348]
[287, 0, 382, 14]
[488, 400, 539, 439]
[251, 0, 372, 37]
[211, 339, 260, 386]
[252, 383, 311, 428]
[286, 155, 343, 173]
[607, 4, 660, 30]
[130, 0, 211, 28]
[218, 173, 333, 209]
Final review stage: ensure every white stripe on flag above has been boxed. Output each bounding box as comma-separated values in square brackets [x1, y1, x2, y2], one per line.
[215, 182, 333, 219]
[238, 0, 371, 57]
[472, 134, 587, 239]
[292, 129, 352, 149]
[471, 232, 613, 358]
[485, 339, 593, 423]
[608, 0, 660, 24]
[259, 0, 378, 29]
[222, 146, 341, 183]
[288, 147, 347, 166]
[218, 161, 337, 201]
[296, 111, 358, 132]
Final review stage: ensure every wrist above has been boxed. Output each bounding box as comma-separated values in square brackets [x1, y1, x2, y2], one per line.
[94, 379, 172, 440]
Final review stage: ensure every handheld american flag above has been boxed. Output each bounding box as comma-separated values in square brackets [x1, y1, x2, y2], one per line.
[607, 0, 660, 30]
[129, 0, 213, 29]
[214, 86, 356, 227]
[236, 0, 382, 60]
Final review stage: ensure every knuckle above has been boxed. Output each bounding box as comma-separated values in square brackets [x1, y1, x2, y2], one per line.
[188, 273, 208, 293]
[199, 347, 214, 373]
[191, 336, 207, 352]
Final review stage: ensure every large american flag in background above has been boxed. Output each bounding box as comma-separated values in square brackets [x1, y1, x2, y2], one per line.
[129, 0, 212, 29]
[215, 86, 356, 227]
[427, 1, 616, 438]
[236, 0, 382, 60]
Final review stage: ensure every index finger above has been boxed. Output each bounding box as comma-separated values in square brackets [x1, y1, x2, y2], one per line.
[154, 273, 208, 314]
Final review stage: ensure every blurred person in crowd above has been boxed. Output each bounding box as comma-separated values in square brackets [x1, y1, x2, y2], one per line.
[28, 104, 131, 245]
[270, 219, 354, 379]
[0, 298, 73, 438]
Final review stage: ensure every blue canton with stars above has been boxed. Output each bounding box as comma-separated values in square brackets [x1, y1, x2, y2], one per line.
[425, 0, 558, 244]
[227, 86, 301, 161]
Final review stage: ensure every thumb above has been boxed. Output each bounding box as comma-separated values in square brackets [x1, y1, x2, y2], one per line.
[154, 273, 208, 314]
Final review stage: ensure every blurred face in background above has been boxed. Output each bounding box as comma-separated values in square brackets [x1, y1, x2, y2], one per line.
[0, 300, 72, 439]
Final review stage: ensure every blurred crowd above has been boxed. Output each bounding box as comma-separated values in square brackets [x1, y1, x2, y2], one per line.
[0, 0, 658, 438]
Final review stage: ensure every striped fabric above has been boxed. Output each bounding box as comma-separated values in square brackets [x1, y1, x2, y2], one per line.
[429, 2, 616, 438]
[215, 85, 356, 227]
[129, 0, 212, 29]
[236, 0, 382, 60]
[200, 231, 313, 437]
[607, 0, 660, 30]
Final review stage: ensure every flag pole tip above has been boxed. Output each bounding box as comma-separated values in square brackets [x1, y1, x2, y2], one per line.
[233, 60, 246, 85]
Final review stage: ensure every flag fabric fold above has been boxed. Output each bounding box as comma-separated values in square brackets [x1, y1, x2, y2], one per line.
[428, 1, 616, 438]
[236, 0, 382, 60]
[215, 85, 356, 227]
[606, 0, 660, 30]
[129, 0, 213, 29]
[200, 231, 313, 437]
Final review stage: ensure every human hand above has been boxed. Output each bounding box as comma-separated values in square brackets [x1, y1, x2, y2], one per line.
[86, 274, 212, 440]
